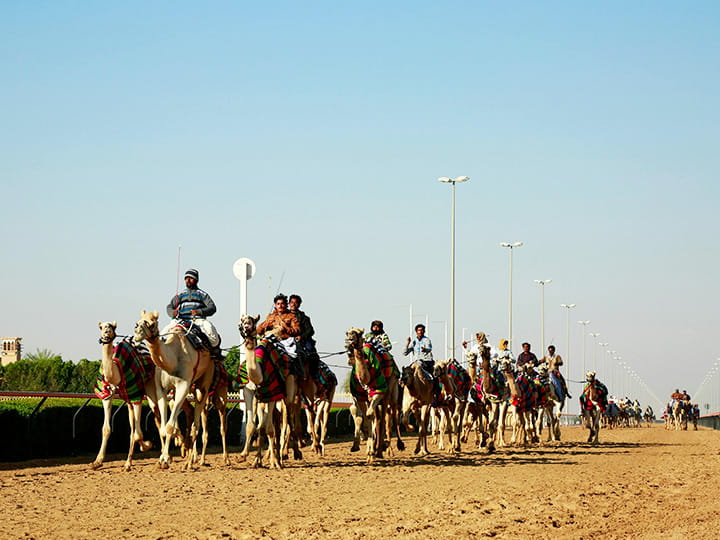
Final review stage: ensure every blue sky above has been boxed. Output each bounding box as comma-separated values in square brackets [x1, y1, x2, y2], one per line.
[2, 2, 719, 411]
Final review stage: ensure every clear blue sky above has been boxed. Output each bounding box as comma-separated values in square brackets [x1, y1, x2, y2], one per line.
[2, 2, 719, 410]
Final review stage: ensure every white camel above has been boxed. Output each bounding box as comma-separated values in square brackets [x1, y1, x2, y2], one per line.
[91, 321, 159, 471]
[133, 310, 214, 469]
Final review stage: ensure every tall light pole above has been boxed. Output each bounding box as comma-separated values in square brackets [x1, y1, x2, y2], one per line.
[500, 242, 523, 351]
[578, 321, 591, 378]
[598, 342, 608, 373]
[439, 175, 469, 361]
[534, 279, 552, 354]
[560, 304, 576, 384]
[588, 332, 599, 371]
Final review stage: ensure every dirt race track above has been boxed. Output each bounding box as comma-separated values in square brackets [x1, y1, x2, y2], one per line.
[1, 425, 718, 540]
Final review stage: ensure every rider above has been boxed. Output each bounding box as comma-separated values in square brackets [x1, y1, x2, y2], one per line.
[365, 320, 392, 351]
[288, 294, 319, 377]
[541, 345, 572, 399]
[404, 323, 439, 401]
[165, 268, 223, 360]
[670, 388, 683, 402]
[516, 342, 539, 372]
[257, 293, 300, 357]
[462, 332, 488, 361]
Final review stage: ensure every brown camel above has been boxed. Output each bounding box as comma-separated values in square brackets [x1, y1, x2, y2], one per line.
[197, 362, 231, 466]
[306, 361, 338, 456]
[434, 359, 470, 453]
[500, 360, 534, 446]
[580, 371, 607, 444]
[345, 327, 403, 463]
[400, 362, 434, 456]
[133, 310, 214, 469]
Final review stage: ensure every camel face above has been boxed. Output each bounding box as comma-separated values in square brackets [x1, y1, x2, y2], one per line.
[134, 310, 160, 343]
[586, 371, 596, 382]
[238, 315, 260, 339]
[344, 328, 364, 351]
[537, 364, 549, 377]
[98, 321, 117, 344]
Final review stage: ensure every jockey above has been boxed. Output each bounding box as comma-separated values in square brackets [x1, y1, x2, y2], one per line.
[404, 323, 440, 401]
[516, 342, 539, 374]
[365, 320, 392, 351]
[257, 293, 300, 357]
[541, 345, 572, 399]
[288, 293, 319, 377]
[462, 332, 489, 362]
[670, 388, 683, 402]
[164, 268, 223, 360]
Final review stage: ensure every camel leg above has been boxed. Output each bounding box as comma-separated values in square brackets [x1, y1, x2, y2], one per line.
[90, 398, 113, 470]
[216, 397, 230, 466]
[264, 402, 283, 469]
[124, 402, 149, 471]
[452, 401, 465, 453]
[199, 404, 210, 466]
[349, 400, 368, 453]
[158, 380, 191, 469]
[239, 388, 257, 462]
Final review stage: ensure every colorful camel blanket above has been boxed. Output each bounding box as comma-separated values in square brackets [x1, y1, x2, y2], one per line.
[351, 342, 398, 399]
[235, 360, 249, 389]
[580, 380, 609, 412]
[254, 336, 289, 403]
[441, 360, 471, 400]
[533, 376, 549, 408]
[314, 361, 338, 401]
[473, 366, 506, 402]
[510, 373, 533, 412]
[93, 340, 155, 405]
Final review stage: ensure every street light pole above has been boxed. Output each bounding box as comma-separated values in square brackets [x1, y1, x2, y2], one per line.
[439, 176, 469, 361]
[598, 342, 608, 373]
[500, 242, 523, 351]
[588, 333, 600, 371]
[560, 303, 576, 386]
[534, 279, 552, 354]
[578, 321, 591, 378]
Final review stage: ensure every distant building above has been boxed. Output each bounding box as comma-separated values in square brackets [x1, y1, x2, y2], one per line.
[1, 338, 22, 366]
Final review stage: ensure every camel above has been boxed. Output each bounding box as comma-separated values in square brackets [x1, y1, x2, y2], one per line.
[545, 354, 570, 441]
[91, 321, 159, 471]
[345, 327, 403, 463]
[644, 405, 655, 426]
[133, 310, 214, 469]
[434, 359, 470, 453]
[580, 371, 608, 444]
[196, 361, 231, 466]
[500, 359, 535, 446]
[532, 364, 557, 443]
[672, 400, 689, 431]
[400, 362, 434, 456]
[466, 344, 509, 452]
[238, 314, 284, 469]
[306, 361, 338, 456]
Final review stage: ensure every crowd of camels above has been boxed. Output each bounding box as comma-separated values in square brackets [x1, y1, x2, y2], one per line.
[91, 312, 614, 471]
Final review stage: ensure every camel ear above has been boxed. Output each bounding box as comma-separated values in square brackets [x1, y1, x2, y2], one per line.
[98, 322, 102, 329]
[141, 310, 147, 317]
[359, 328, 365, 334]
[153, 310, 159, 319]
[111, 321, 117, 328]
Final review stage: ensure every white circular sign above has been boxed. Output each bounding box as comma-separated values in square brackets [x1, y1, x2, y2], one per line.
[233, 258, 256, 280]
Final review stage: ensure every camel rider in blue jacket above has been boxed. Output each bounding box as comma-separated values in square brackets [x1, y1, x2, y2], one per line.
[163, 268, 223, 360]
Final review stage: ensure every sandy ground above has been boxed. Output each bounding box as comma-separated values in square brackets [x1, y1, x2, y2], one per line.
[1, 424, 718, 540]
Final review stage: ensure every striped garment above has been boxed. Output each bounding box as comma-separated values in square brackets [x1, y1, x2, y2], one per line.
[510, 372, 533, 412]
[314, 361, 338, 401]
[93, 340, 155, 404]
[581, 380, 609, 412]
[235, 361, 249, 388]
[254, 336, 289, 403]
[533, 376, 549, 408]
[473, 365, 507, 402]
[443, 359, 471, 400]
[207, 360, 229, 397]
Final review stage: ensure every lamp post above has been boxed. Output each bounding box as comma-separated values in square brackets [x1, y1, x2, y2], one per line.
[588, 334, 600, 373]
[500, 242, 523, 351]
[534, 279, 552, 354]
[578, 321, 591, 378]
[439, 175, 469, 361]
[560, 303, 576, 385]
[598, 342, 608, 373]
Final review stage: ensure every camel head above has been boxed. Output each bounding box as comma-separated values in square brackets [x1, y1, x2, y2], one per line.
[98, 321, 117, 344]
[433, 360, 448, 378]
[344, 327, 364, 351]
[133, 310, 160, 343]
[537, 363, 549, 377]
[500, 358, 514, 373]
[465, 350, 478, 363]
[585, 371, 596, 382]
[238, 314, 260, 339]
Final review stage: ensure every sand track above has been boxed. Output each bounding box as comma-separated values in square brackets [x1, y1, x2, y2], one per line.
[1, 425, 718, 539]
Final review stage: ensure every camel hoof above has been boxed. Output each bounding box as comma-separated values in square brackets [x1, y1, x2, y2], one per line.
[293, 449, 303, 460]
[123, 462, 132, 472]
[237, 454, 247, 463]
[89, 461, 102, 470]
[157, 461, 169, 470]
[139, 441, 153, 452]
[350, 444, 360, 453]
[397, 440, 406, 451]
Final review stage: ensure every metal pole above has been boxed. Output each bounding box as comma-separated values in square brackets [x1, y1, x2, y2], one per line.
[450, 180, 456, 362]
[508, 247, 513, 349]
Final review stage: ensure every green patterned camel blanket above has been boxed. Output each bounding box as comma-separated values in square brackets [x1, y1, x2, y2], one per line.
[254, 336, 289, 403]
[93, 340, 155, 405]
